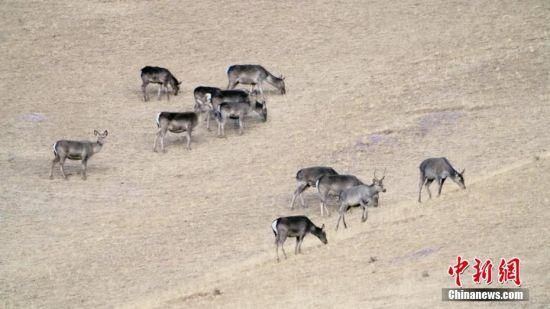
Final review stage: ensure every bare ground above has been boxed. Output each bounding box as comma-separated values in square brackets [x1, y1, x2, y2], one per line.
[0, 0, 548, 308]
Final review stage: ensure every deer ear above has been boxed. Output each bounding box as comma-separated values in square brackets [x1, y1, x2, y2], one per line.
[94, 130, 99, 136]
[321, 224, 325, 230]
[178, 81, 182, 85]
[461, 168, 465, 175]
[103, 130, 108, 136]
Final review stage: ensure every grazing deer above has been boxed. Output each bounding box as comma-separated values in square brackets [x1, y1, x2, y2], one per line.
[271, 216, 327, 262]
[316, 169, 386, 217]
[336, 181, 387, 231]
[50, 130, 108, 180]
[214, 100, 267, 137]
[290, 166, 338, 209]
[141, 66, 181, 101]
[418, 157, 465, 203]
[153, 112, 198, 152]
[226, 65, 286, 98]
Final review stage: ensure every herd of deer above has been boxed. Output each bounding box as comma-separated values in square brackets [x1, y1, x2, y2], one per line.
[47, 64, 466, 262]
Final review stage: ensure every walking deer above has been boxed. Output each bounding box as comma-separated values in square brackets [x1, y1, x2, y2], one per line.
[50, 130, 108, 180]
[316, 169, 386, 216]
[335, 181, 387, 231]
[141, 66, 181, 101]
[272, 216, 327, 262]
[418, 157, 465, 202]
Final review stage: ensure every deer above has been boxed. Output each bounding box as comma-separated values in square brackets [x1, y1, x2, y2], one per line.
[195, 89, 255, 130]
[153, 112, 198, 152]
[193, 86, 222, 112]
[335, 181, 387, 231]
[226, 65, 286, 99]
[418, 157, 465, 203]
[214, 100, 267, 137]
[271, 216, 327, 262]
[290, 166, 338, 209]
[141, 66, 181, 101]
[316, 169, 386, 217]
[49, 130, 108, 180]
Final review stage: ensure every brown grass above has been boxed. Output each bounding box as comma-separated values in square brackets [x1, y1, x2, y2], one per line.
[0, 0, 548, 308]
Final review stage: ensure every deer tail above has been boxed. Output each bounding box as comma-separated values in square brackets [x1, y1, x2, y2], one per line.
[156, 112, 161, 128]
[271, 219, 279, 236]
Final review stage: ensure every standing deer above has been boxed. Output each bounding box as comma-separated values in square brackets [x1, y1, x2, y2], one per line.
[153, 112, 199, 152]
[271, 216, 327, 262]
[50, 130, 108, 180]
[335, 181, 387, 231]
[290, 166, 338, 209]
[214, 100, 267, 137]
[226, 65, 286, 98]
[418, 157, 465, 203]
[193, 86, 222, 112]
[141, 66, 181, 101]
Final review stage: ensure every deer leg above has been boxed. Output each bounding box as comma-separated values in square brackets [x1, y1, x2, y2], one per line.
[275, 237, 280, 262]
[290, 182, 308, 209]
[279, 235, 288, 259]
[258, 82, 266, 102]
[59, 157, 67, 180]
[297, 236, 304, 254]
[361, 200, 368, 222]
[319, 196, 326, 217]
[342, 207, 348, 228]
[157, 84, 162, 100]
[50, 156, 60, 179]
[295, 237, 300, 255]
[425, 179, 434, 199]
[206, 111, 211, 131]
[165, 83, 170, 101]
[324, 201, 330, 217]
[336, 204, 347, 231]
[160, 129, 167, 153]
[438, 178, 446, 196]
[227, 80, 237, 90]
[153, 129, 161, 152]
[418, 174, 426, 203]
[185, 130, 192, 150]
[81, 158, 88, 180]
[142, 82, 149, 101]
[238, 117, 244, 135]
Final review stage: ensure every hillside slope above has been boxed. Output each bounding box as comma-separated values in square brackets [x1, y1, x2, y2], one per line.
[0, 0, 548, 308]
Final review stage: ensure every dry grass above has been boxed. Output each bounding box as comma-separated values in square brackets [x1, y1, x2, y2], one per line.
[0, 0, 548, 308]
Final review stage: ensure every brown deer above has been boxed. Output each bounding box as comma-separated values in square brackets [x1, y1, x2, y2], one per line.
[50, 130, 108, 180]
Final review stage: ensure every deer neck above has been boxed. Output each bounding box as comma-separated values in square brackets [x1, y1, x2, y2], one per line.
[265, 73, 281, 86]
[310, 225, 322, 237]
[92, 140, 104, 154]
